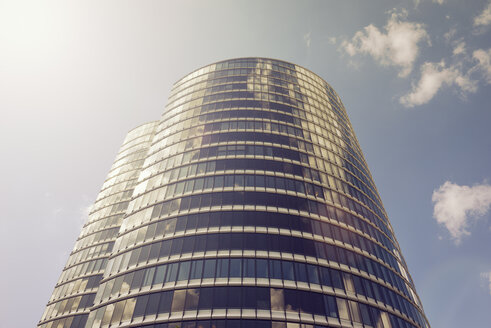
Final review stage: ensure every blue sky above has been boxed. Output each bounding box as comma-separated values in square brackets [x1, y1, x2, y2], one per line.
[1, 1, 490, 327]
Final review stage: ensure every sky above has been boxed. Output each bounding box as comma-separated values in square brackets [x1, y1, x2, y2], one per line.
[0, 0, 490, 327]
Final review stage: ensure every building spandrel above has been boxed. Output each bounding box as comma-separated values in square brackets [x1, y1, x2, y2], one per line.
[39, 58, 430, 328]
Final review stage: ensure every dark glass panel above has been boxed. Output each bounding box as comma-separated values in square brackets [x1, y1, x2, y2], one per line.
[203, 259, 216, 278]
[145, 293, 160, 317]
[213, 287, 228, 308]
[153, 265, 167, 286]
[229, 258, 242, 277]
[132, 294, 149, 319]
[244, 258, 255, 278]
[229, 287, 242, 309]
[216, 258, 229, 278]
[130, 270, 145, 290]
[198, 288, 213, 309]
[256, 287, 270, 310]
[177, 261, 191, 281]
[185, 289, 200, 311]
[256, 259, 268, 278]
[324, 295, 338, 318]
[165, 263, 178, 282]
[190, 260, 203, 280]
[269, 260, 282, 279]
[294, 262, 308, 283]
[282, 261, 294, 281]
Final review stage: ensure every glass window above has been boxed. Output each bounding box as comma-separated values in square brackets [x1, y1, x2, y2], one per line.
[143, 267, 155, 287]
[359, 303, 373, 326]
[145, 293, 160, 317]
[121, 297, 136, 322]
[349, 301, 361, 323]
[230, 258, 242, 277]
[175, 182, 185, 195]
[110, 300, 125, 324]
[198, 288, 213, 310]
[158, 291, 173, 314]
[171, 290, 186, 312]
[224, 175, 234, 187]
[255, 175, 265, 188]
[229, 287, 242, 309]
[170, 238, 183, 255]
[256, 259, 268, 278]
[132, 295, 149, 319]
[165, 263, 178, 282]
[343, 273, 355, 293]
[270, 288, 284, 311]
[177, 261, 191, 281]
[242, 287, 255, 309]
[244, 258, 255, 278]
[256, 287, 270, 310]
[203, 259, 216, 278]
[217, 258, 229, 278]
[246, 175, 255, 187]
[185, 289, 200, 311]
[149, 242, 161, 261]
[206, 234, 219, 250]
[194, 178, 204, 191]
[130, 270, 144, 290]
[197, 163, 206, 174]
[153, 265, 167, 286]
[269, 260, 282, 279]
[214, 176, 224, 189]
[282, 261, 294, 281]
[190, 260, 203, 280]
[159, 241, 171, 258]
[336, 298, 350, 321]
[164, 218, 177, 234]
[184, 180, 194, 193]
[330, 270, 344, 290]
[283, 290, 299, 313]
[128, 248, 141, 268]
[204, 177, 214, 190]
[235, 175, 244, 188]
[181, 235, 195, 254]
[294, 262, 308, 283]
[111, 276, 124, 297]
[306, 264, 320, 284]
[213, 287, 228, 308]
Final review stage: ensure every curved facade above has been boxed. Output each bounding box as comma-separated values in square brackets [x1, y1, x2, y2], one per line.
[38, 121, 159, 328]
[39, 58, 430, 328]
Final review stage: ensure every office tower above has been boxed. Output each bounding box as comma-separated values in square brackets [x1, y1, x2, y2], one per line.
[38, 121, 159, 328]
[39, 58, 430, 328]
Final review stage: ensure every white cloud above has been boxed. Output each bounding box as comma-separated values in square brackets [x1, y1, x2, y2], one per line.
[443, 28, 457, 43]
[303, 32, 311, 48]
[433, 0, 445, 4]
[432, 181, 491, 244]
[480, 272, 491, 295]
[341, 10, 429, 77]
[474, 1, 491, 27]
[453, 41, 466, 56]
[473, 48, 491, 83]
[399, 60, 477, 107]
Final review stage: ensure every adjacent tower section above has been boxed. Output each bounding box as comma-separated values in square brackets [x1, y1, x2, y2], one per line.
[39, 58, 430, 328]
[38, 121, 158, 328]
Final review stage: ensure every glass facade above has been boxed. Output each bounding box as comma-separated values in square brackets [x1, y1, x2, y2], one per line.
[38, 58, 430, 328]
